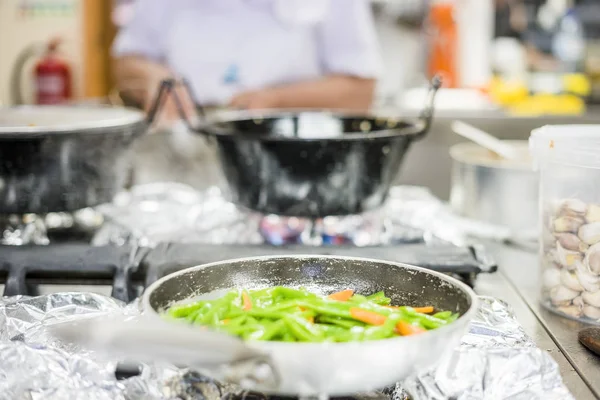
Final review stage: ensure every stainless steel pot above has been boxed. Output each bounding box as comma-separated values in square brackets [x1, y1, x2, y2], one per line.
[449, 141, 538, 233]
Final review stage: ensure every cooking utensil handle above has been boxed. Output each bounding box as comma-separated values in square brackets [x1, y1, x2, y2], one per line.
[415, 74, 442, 139]
[146, 78, 208, 135]
[49, 314, 278, 388]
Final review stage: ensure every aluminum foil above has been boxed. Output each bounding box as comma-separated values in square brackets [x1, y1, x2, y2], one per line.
[0, 293, 572, 400]
[396, 297, 573, 400]
[92, 183, 518, 248]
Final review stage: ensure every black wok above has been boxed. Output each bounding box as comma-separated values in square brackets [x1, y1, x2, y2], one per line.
[148, 77, 441, 218]
[139, 255, 477, 396]
[0, 105, 146, 214]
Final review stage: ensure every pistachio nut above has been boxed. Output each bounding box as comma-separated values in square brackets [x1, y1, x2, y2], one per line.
[584, 242, 600, 275]
[561, 269, 585, 291]
[573, 295, 585, 309]
[550, 285, 580, 306]
[556, 233, 582, 252]
[559, 198, 587, 216]
[575, 260, 600, 292]
[553, 216, 584, 233]
[586, 204, 600, 223]
[583, 305, 600, 320]
[557, 305, 583, 318]
[582, 290, 600, 308]
[555, 241, 582, 269]
[579, 222, 600, 245]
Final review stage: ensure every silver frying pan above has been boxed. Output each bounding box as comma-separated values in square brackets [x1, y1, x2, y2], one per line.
[51, 255, 478, 397]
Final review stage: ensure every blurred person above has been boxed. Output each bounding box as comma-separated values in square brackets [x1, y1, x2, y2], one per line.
[112, 0, 383, 122]
[495, 0, 528, 39]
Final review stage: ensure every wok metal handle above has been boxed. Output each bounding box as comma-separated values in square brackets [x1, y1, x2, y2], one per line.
[146, 78, 208, 135]
[414, 74, 442, 140]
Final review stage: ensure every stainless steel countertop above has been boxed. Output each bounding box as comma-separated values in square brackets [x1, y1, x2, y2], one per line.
[480, 242, 600, 400]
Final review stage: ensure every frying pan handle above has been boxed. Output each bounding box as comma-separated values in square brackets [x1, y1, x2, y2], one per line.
[146, 78, 208, 135]
[414, 75, 442, 139]
[49, 314, 279, 389]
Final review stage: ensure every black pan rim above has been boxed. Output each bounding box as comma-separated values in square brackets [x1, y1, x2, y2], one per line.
[193, 108, 427, 142]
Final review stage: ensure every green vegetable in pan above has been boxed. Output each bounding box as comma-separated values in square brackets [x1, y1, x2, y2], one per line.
[162, 287, 459, 343]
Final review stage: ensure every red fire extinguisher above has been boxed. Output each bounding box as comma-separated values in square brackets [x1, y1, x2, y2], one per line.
[34, 38, 72, 105]
[10, 37, 72, 105]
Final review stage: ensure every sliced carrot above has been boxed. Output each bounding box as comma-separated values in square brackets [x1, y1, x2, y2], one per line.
[395, 321, 426, 336]
[412, 306, 434, 314]
[328, 289, 354, 302]
[242, 291, 252, 311]
[349, 307, 387, 326]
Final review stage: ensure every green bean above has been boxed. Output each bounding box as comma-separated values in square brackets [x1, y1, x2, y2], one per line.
[162, 286, 457, 342]
[167, 301, 206, 318]
[259, 320, 286, 341]
[433, 311, 452, 320]
[281, 332, 296, 342]
[294, 300, 353, 319]
[398, 307, 448, 329]
[447, 313, 459, 322]
[317, 316, 363, 329]
[366, 291, 392, 305]
[283, 316, 321, 342]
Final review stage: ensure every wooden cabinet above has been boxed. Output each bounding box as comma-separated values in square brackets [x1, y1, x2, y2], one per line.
[82, 0, 116, 98]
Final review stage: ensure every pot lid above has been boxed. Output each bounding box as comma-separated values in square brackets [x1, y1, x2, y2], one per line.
[0, 105, 145, 137]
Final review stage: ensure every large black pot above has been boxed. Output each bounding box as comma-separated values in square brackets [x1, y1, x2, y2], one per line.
[151, 77, 441, 218]
[0, 106, 146, 214]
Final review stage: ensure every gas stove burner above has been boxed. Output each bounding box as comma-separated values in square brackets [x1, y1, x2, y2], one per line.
[0, 213, 49, 245]
[0, 208, 104, 246]
[257, 212, 396, 246]
[93, 184, 464, 248]
[259, 215, 308, 245]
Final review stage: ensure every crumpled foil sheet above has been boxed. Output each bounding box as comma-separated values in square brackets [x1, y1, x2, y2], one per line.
[0, 293, 573, 400]
[396, 297, 572, 400]
[91, 183, 528, 248]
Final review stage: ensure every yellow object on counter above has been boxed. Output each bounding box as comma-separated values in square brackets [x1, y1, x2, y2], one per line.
[563, 74, 591, 97]
[507, 94, 586, 117]
[488, 77, 529, 106]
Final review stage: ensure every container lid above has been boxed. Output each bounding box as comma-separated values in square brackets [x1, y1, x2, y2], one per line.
[0, 105, 145, 137]
[529, 124, 600, 169]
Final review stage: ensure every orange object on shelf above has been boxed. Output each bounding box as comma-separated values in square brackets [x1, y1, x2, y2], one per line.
[427, 2, 458, 88]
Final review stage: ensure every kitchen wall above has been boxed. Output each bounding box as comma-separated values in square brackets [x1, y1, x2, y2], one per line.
[374, 19, 424, 106]
[0, 1, 422, 107]
[0, 0, 84, 105]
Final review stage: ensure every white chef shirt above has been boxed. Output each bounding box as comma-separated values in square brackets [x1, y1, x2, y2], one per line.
[112, 0, 383, 106]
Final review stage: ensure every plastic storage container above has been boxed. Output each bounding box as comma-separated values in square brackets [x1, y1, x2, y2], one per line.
[530, 125, 600, 324]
